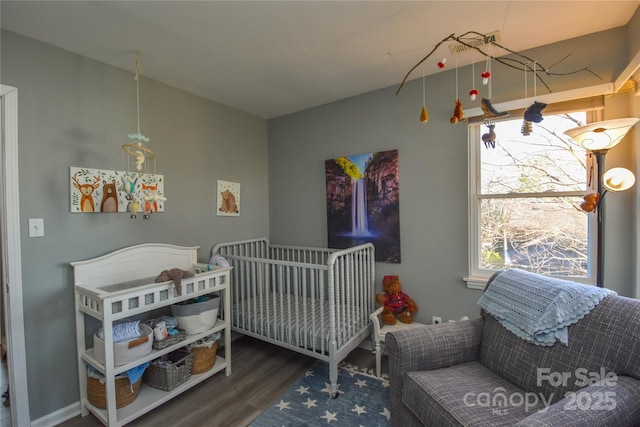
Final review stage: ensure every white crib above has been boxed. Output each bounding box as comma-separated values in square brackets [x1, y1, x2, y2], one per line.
[211, 238, 375, 397]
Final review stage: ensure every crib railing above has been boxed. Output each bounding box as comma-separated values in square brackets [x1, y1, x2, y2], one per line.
[328, 244, 376, 346]
[211, 238, 375, 353]
[212, 237, 269, 258]
[269, 244, 334, 265]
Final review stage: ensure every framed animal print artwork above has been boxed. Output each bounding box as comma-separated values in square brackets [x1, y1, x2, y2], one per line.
[70, 166, 165, 214]
[217, 180, 240, 217]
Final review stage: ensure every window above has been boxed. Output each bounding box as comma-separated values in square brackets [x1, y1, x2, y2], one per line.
[467, 107, 601, 288]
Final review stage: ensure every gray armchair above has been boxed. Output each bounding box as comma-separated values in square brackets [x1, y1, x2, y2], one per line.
[387, 271, 640, 426]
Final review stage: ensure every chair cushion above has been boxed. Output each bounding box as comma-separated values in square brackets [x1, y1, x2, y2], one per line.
[480, 294, 640, 402]
[403, 361, 546, 426]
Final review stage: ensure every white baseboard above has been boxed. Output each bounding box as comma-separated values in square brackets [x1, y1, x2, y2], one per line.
[31, 402, 80, 427]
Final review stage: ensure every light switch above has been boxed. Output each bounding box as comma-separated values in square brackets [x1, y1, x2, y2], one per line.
[28, 218, 44, 237]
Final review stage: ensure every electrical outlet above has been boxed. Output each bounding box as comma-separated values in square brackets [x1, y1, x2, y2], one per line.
[432, 316, 442, 325]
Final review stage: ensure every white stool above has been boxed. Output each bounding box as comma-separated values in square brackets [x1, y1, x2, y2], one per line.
[370, 306, 427, 377]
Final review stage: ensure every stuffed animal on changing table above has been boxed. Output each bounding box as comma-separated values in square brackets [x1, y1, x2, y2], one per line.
[375, 275, 418, 325]
[155, 268, 194, 294]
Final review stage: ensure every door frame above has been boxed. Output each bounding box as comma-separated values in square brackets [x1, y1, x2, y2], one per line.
[1, 84, 30, 426]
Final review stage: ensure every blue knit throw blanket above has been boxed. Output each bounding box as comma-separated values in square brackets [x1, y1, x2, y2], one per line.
[477, 269, 614, 346]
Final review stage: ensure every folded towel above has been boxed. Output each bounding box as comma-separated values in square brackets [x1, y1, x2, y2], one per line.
[477, 269, 614, 346]
[125, 362, 149, 385]
[97, 320, 142, 343]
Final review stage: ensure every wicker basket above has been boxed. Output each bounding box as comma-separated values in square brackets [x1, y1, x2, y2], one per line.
[190, 341, 218, 374]
[152, 328, 187, 350]
[144, 349, 194, 391]
[87, 374, 142, 409]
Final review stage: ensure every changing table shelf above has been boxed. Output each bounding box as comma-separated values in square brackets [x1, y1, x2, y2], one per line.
[84, 355, 227, 426]
[72, 243, 232, 427]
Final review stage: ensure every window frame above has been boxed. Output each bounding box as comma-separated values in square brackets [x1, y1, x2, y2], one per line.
[465, 109, 601, 289]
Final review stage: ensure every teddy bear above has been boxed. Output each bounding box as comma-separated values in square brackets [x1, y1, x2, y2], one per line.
[219, 190, 239, 214]
[375, 275, 418, 325]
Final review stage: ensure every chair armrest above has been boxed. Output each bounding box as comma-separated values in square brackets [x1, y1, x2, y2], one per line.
[386, 317, 484, 376]
[516, 376, 640, 427]
[386, 317, 484, 425]
[370, 306, 384, 335]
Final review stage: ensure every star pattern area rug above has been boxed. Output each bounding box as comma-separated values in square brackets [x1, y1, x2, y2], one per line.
[250, 361, 391, 426]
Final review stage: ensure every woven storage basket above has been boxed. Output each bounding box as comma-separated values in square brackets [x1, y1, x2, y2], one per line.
[87, 375, 142, 409]
[152, 328, 187, 350]
[144, 349, 194, 391]
[190, 341, 218, 374]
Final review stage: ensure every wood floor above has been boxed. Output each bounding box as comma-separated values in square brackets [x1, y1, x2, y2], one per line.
[58, 336, 384, 427]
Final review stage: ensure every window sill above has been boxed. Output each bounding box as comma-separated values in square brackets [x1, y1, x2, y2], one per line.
[463, 276, 490, 290]
[465, 273, 595, 290]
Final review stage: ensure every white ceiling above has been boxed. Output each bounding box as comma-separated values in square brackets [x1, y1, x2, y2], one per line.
[1, 1, 638, 119]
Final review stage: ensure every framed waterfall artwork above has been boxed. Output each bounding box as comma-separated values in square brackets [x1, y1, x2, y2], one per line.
[325, 149, 400, 263]
[217, 180, 240, 216]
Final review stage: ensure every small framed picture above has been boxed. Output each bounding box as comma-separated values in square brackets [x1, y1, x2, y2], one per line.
[217, 180, 240, 216]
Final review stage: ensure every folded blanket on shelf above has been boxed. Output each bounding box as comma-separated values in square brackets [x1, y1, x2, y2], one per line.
[97, 320, 142, 343]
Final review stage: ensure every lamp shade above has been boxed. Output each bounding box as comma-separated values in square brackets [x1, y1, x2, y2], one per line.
[564, 118, 639, 151]
[603, 167, 636, 192]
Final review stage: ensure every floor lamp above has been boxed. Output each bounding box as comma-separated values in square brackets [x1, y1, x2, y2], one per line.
[564, 118, 639, 287]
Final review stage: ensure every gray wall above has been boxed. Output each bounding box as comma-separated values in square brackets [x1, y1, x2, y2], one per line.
[268, 25, 638, 328]
[1, 30, 269, 419]
[2, 13, 640, 424]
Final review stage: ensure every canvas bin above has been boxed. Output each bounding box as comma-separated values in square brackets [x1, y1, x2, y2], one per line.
[144, 349, 194, 391]
[93, 323, 153, 366]
[171, 294, 220, 335]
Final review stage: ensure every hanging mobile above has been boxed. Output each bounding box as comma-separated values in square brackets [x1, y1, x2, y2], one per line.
[469, 61, 479, 101]
[480, 53, 508, 121]
[120, 52, 166, 219]
[482, 54, 491, 85]
[450, 55, 464, 124]
[482, 122, 497, 148]
[122, 52, 155, 173]
[521, 61, 532, 136]
[420, 63, 429, 123]
[524, 62, 547, 123]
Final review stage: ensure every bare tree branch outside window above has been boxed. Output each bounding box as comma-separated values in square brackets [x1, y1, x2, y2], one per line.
[479, 112, 589, 277]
